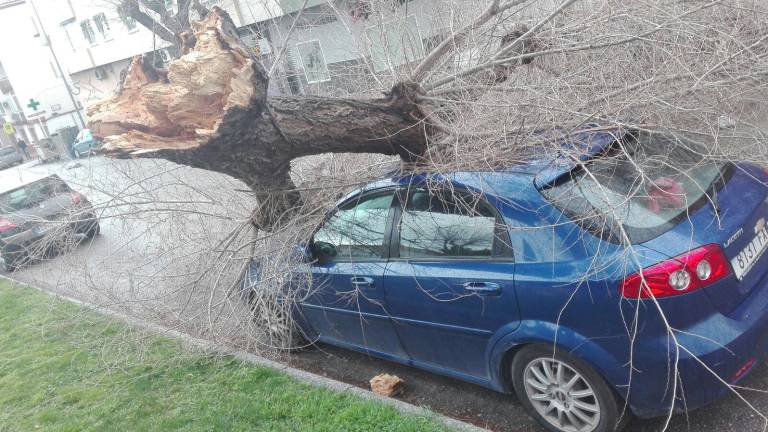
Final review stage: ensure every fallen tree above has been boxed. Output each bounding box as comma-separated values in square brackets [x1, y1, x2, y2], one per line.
[74, 2, 768, 428]
[92, 0, 768, 234]
[90, 2, 546, 229]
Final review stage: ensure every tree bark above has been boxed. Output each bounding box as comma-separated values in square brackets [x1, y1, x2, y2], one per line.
[90, 7, 427, 230]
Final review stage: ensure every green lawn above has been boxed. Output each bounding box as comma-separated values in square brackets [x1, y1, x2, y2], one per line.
[0, 281, 447, 431]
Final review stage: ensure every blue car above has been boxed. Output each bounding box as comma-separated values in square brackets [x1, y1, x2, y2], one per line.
[246, 129, 768, 432]
[71, 129, 101, 159]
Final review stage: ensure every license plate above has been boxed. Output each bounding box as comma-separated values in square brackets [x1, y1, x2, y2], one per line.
[731, 228, 768, 280]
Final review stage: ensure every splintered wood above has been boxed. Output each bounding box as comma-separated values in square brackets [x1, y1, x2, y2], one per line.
[88, 8, 263, 156]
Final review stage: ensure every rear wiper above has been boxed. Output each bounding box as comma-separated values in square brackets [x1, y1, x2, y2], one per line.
[707, 163, 733, 216]
[710, 181, 720, 215]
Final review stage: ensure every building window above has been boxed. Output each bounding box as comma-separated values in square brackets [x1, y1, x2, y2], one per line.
[93, 13, 111, 40]
[80, 19, 96, 44]
[296, 40, 331, 84]
[120, 14, 137, 31]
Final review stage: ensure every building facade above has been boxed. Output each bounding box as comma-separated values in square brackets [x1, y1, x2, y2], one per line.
[0, 0, 281, 144]
[0, 0, 82, 147]
[1, 0, 556, 150]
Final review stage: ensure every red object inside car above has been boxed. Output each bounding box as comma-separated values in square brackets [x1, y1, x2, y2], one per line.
[645, 177, 686, 213]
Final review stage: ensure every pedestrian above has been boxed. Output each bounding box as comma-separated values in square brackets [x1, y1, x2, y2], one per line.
[16, 138, 31, 160]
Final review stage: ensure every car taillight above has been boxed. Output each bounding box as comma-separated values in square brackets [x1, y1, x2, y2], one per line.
[0, 218, 17, 234]
[71, 192, 83, 204]
[621, 244, 732, 299]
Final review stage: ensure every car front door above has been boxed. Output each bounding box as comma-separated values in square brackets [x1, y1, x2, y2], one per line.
[384, 186, 518, 380]
[301, 189, 407, 359]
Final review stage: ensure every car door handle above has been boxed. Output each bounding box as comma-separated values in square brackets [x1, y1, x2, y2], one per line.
[463, 282, 501, 295]
[350, 277, 375, 288]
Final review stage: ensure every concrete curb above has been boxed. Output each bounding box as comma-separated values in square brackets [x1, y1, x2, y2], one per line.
[0, 275, 489, 432]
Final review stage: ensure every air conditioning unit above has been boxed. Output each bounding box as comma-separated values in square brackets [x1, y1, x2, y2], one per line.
[94, 68, 107, 80]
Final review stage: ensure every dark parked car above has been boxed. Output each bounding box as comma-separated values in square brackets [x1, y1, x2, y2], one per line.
[0, 146, 23, 169]
[0, 172, 99, 272]
[245, 129, 768, 432]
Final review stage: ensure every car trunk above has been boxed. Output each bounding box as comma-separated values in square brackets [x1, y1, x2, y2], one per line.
[540, 131, 768, 314]
[636, 163, 768, 315]
[700, 164, 768, 314]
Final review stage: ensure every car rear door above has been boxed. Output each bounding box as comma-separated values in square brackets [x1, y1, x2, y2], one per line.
[383, 186, 517, 380]
[300, 189, 408, 358]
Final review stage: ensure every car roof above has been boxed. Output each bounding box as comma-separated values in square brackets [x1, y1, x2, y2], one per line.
[342, 129, 623, 204]
[0, 171, 56, 195]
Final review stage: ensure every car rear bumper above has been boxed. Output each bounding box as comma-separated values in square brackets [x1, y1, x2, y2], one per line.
[626, 272, 768, 418]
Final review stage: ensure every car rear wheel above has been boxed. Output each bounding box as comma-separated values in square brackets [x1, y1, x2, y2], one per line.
[512, 345, 629, 432]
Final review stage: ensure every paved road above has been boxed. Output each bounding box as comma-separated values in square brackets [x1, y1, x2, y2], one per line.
[4, 156, 768, 432]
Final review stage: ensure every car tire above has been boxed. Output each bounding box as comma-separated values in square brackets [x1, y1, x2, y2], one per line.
[511, 345, 630, 432]
[249, 298, 308, 351]
[2, 253, 24, 272]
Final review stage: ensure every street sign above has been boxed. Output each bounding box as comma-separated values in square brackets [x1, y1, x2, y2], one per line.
[3, 122, 15, 135]
[27, 98, 41, 111]
[26, 110, 47, 119]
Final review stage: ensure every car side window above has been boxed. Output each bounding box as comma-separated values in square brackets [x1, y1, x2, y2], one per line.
[313, 192, 394, 260]
[398, 188, 503, 259]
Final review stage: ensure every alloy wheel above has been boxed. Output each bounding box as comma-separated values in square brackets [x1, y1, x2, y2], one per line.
[523, 357, 601, 432]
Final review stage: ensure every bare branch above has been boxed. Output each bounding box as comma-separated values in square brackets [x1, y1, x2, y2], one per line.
[268, 0, 310, 78]
[410, 0, 528, 82]
[119, 0, 177, 45]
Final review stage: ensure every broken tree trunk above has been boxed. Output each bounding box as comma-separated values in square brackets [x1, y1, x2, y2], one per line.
[89, 7, 428, 230]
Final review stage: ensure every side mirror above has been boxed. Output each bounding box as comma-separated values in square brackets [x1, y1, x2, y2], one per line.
[311, 241, 337, 263]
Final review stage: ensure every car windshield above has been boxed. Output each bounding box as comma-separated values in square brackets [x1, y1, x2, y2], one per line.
[0, 177, 71, 212]
[542, 131, 730, 243]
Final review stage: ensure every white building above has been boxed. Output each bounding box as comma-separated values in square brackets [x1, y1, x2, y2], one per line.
[272, 0, 558, 96]
[1, 0, 554, 149]
[272, 0, 486, 96]
[0, 0, 83, 146]
[0, 0, 282, 146]
[31, 0, 281, 111]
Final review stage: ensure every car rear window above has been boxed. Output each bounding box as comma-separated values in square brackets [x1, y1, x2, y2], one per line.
[0, 177, 71, 212]
[542, 131, 731, 244]
[0, 147, 16, 156]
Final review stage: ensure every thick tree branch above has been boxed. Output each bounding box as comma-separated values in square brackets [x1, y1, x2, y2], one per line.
[89, 7, 427, 229]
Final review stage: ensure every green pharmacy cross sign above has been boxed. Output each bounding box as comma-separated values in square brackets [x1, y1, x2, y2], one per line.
[27, 98, 41, 111]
